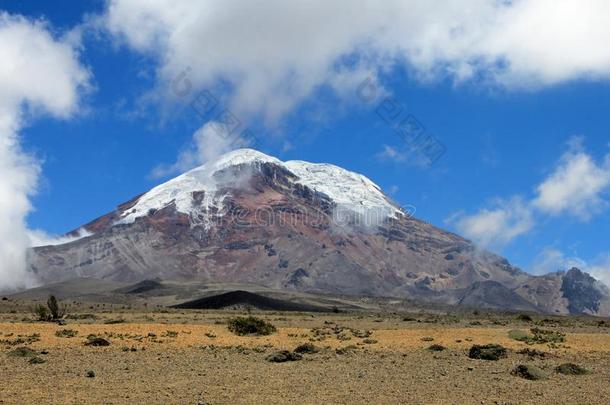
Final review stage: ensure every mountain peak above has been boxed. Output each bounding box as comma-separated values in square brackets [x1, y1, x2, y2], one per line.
[117, 148, 401, 228]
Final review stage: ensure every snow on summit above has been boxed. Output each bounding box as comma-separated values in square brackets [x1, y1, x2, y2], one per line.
[118, 149, 401, 227]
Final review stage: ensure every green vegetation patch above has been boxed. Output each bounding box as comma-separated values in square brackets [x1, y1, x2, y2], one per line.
[227, 316, 276, 336]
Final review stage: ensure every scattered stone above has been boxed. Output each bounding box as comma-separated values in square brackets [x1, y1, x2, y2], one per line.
[555, 363, 590, 375]
[468, 344, 507, 361]
[511, 364, 548, 380]
[85, 370, 96, 378]
[265, 350, 302, 363]
[517, 348, 549, 359]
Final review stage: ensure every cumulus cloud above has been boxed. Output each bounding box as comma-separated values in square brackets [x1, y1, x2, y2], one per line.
[532, 248, 610, 287]
[533, 138, 610, 219]
[150, 120, 252, 178]
[450, 197, 534, 248]
[451, 137, 610, 249]
[0, 13, 90, 291]
[101, 0, 610, 125]
[531, 248, 586, 275]
[27, 229, 93, 248]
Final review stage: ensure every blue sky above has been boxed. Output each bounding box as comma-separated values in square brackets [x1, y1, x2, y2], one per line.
[2, 0, 610, 284]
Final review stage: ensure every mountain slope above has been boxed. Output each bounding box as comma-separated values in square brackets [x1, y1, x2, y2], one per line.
[27, 149, 610, 315]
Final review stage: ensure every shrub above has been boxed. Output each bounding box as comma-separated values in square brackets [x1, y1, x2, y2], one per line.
[34, 304, 52, 322]
[104, 318, 125, 324]
[293, 343, 318, 354]
[227, 316, 276, 336]
[428, 344, 446, 351]
[508, 329, 530, 342]
[555, 363, 589, 375]
[33, 295, 65, 321]
[529, 328, 565, 344]
[85, 336, 110, 347]
[55, 329, 78, 338]
[29, 356, 46, 365]
[468, 344, 507, 361]
[265, 350, 302, 363]
[508, 328, 565, 345]
[511, 364, 548, 380]
[517, 348, 549, 359]
[7, 347, 38, 358]
[47, 295, 63, 320]
[516, 313, 533, 322]
[420, 336, 434, 342]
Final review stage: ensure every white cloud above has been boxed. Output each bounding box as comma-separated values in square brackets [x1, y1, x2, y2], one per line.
[102, 0, 610, 124]
[150, 121, 252, 178]
[531, 247, 586, 275]
[451, 138, 610, 250]
[587, 253, 610, 288]
[0, 13, 90, 291]
[532, 248, 610, 287]
[376, 145, 407, 163]
[28, 228, 92, 248]
[451, 197, 534, 248]
[533, 139, 610, 220]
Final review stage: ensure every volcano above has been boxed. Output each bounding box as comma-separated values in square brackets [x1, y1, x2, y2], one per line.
[28, 149, 610, 315]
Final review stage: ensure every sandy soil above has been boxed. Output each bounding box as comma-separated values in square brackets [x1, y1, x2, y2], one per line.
[1, 311, 609, 404]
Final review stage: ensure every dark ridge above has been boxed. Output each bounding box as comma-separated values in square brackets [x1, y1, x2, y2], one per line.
[115, 279, 165, 295]
[457, 280, 540, 312]
[561, 268, 602, 314]
[171, 290, 330, 312]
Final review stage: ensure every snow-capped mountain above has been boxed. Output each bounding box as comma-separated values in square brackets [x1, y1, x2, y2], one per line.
[28, 149, 610, 315]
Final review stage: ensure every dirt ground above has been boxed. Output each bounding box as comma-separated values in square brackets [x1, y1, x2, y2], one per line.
[1, 309, 609, 404]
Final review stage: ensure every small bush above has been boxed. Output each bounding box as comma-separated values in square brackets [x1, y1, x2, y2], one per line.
[362, 338, 378, 344]
[555, 363, 589, 375]
[7, 347, 38, 358]
[47, 295, 63, 320]
[103, 318, 125, 324]
[516, 314, 533, 322]
[508, 328, 565, 345]
[162, 330, 179, 338]
[85, 336, 110, 347]
[529, 328, 565, 344]
[508, 329, 530, 341]
[29, 356, 46, 365]
[33, 295, 65, 321]
[227, 316, 276, 336]
[265, 350, 302, 362]
[517, 348, 549, 359]
[85, 370, 95, 378]
[55, 329, 78, 338]
[33, 304, 52, 322]
[293, 343, 318, 354]
[468, 344, 507, 361]
[428, 344, 446, 351]
[511, 364, 548, 380]
[420, 336, 434, 342]
[335, 345, 358, 355]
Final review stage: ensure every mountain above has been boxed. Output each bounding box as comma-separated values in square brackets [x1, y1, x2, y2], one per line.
[27, 149, 610, 315]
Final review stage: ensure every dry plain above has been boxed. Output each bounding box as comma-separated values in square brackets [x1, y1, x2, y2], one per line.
[1, 302, 609, 404]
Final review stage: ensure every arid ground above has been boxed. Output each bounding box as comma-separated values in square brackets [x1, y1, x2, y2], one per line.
[1, 301, 609, 404]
